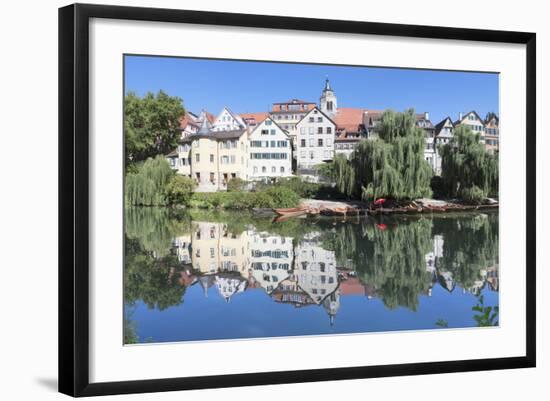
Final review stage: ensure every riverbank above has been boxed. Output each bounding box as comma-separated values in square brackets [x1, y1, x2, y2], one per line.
[290, 198, 498, 217]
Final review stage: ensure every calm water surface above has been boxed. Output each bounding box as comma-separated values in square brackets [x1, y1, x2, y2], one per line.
[124, 208, 499, 344]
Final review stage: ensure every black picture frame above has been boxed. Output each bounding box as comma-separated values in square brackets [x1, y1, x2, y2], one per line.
[59, 3, 536, 397]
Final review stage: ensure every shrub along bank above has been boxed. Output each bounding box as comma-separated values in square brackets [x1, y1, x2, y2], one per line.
[189, 187, 300, 210]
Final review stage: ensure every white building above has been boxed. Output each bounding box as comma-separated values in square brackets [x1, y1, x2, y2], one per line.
[295, 107, 336, 171]
[248, 117, 293, 182]
[293, 233, 338, 305]
[212, 106, 246, 132]
[248, 231, 294, 294]
[416, 112, 439, 173]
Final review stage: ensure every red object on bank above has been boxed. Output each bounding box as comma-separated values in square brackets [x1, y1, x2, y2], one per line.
[376, 223, 387, 231]
[374, 198, 386, 206]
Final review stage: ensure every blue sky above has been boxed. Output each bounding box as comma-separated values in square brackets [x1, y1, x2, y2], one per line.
[125, 55, 499, 124]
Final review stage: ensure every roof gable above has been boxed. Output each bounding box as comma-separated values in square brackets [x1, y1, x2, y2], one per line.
[250, 117, 290, 138]
[295, 106, 337, 127]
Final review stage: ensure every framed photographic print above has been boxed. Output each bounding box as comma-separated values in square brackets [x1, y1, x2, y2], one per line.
[58, 3, 536, 397]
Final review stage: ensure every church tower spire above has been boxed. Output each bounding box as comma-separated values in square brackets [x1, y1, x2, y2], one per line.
[320, 77, 337, 118]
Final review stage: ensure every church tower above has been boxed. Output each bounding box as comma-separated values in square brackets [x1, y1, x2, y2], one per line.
[320, 78, 337, 118]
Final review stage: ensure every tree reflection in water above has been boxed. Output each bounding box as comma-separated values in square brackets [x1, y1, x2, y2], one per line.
[123, 208, 499, 342]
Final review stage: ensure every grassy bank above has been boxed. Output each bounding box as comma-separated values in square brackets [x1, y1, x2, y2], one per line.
[188, 186, 300, 210]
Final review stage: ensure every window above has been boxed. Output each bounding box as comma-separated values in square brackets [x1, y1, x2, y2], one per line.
[271, 129, 276, 135]
[300, 151, 306, 158]
[327, 127, 332, 134]
[309, 127, 314, 135]
[271, 140, 276, 147]
[323, 150, 330, 159]
[230, 155, 236, 164]
[310, 151, 314, 159]
[309, 117, 314, 122]
[262, 166, 266, 173]
[300, 127, 305, 135]
[326, 138, 332, 147]
[301, 139, 306, 147]
[265, 120, 272, 125]
[253, 166, 258, 173]
[317, 117, 323, 122]
[280, 166, 285, 173]
[210, 248, 215, 258]
[309, 139, 314, 147]
[209, 154, 214, 163]
[318, 127, 323, 134]
[272, 166, 276, 173]
[318, 139, 323, 147]
[195, 153, 200, 162]
[327, 101, 333, 111]
[261, 129, 269, 135]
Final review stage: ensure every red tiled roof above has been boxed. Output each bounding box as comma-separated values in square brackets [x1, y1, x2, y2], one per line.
[273, 98, 315, 105]
[178, 111, 215, 129]
[339, 278, 366, 296]
[240, 112, 269, 124]
[333, 108, 364, 133]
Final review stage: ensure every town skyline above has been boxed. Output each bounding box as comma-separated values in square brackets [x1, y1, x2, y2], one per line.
[124, 55, 499, 125]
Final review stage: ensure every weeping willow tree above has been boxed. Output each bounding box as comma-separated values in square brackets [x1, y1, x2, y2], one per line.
[320, 217, 434, 310]
[125, 155, 174, 206]
[433, 212, 499, 289]
[124, 237, 188, 311]
[125, 206, 192, 257]
[439, 125, 499, 201]
[333, 109, 432, 201]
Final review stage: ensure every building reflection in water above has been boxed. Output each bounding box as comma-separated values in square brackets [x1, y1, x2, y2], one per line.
[168, 219, 499, 324]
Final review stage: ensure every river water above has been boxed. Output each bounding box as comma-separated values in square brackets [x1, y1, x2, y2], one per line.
[124, 208, 499, 344]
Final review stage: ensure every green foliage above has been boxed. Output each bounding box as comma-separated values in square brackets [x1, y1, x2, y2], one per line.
[165, 175, 196, 206]
[472, 295, 499, 327]
[332, 109, 433, 201]
[315, 162, 337, 181]
[226, 177, 247, 192]
[439, 125, 499, 201]
[125, 156, 174, 206]
[256, 177, 321, 199]
[262, 186, 301, 208]
[189, 187, 301, 210]
[123, 308, 139, 344]
[461, 185, 485, 204]
[430, 175, 445, 199]
[124, 237, 187, 311]
[125, 90, 185, 168]
[433, 212, 499, 289]
[319, 212, 498, 311]
[125, 206, 192, 257]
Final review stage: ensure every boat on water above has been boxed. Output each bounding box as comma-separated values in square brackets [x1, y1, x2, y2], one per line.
[273, 207, 307, 216]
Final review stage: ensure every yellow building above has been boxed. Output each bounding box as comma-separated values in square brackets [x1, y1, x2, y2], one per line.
[190, 221, 250, 278]
[454, 111, 486, 143]
[168, 116, 249, 192]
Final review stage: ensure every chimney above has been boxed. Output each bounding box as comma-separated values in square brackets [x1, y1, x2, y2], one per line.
[458, 112, 463, 120]
[424, 112, 429, 121]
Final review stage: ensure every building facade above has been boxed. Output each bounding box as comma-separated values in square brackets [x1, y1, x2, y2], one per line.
[454, 111, 486, 143]
[416, 112, 438, 172]
[168, 115, 249, 192]
[484, 112, 499, 153]
[295, 107, 336, 171]
[269, 99, 316, 152]
[168, 80, 499, 184]
[248, 117, 292, 182]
